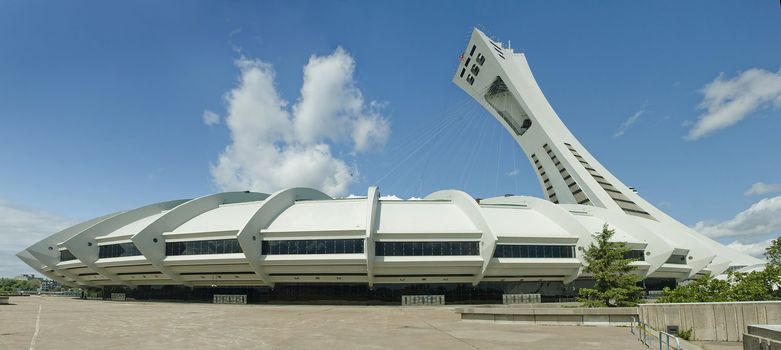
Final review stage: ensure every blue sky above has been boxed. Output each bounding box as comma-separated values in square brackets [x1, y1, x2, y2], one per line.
[1, 1, 780, 275]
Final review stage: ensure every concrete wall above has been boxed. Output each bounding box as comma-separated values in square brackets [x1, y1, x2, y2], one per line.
[456, 307, 637, 327]
[743, 325, 781, 350]
[639, 301, 781, 342]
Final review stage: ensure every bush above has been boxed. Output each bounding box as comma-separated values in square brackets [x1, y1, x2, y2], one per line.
[677, 328, 693, 341]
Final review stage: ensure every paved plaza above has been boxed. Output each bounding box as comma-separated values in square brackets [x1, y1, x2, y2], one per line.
[2, 296, 645, 349]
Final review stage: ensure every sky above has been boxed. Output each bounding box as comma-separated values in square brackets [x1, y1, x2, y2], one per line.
[1, 1, 780, 276]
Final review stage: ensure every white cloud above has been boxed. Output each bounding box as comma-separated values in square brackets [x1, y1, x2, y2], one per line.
[613, 106, 646, 137]
[506, 169, 520, 177]
[745, 182, 781, 196]
[0, 199, 75, 277]
[202, 110, 221, 126]
[352, 109, 391, 153]
[726, 238, 773, 259]
[686, 67, 781, 140]
[693, 195, 781, 239]
[210, 48, 389, 197]
[379, 195, 402, 200]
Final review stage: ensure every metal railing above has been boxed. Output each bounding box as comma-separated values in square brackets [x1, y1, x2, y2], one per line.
[631, 317, 683, 350]
[630, 316, 653, 348]
[658, 330, 681, 350]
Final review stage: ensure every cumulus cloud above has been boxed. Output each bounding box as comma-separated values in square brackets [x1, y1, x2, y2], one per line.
[613, 106, 646, 138]
[506, 169, 520, 177]
[745, 182, 781, 196]
[210, 48, 390, 197]
[0, 199, 75, 277]
[686, 68, 781, 140]
[202, 110, 220, 126]
[726, 238, 774, 259]
[693, 195, 781, 239]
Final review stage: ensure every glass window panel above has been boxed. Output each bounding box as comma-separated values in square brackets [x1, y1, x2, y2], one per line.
[316, 241, 327, 254]
[306, 240, 317, 254]
[544, 245, 552, 258]
[214, 240, 224, 254]
[422, 242, 433, 255]
[325, 240, 335, 254]
[412, 242, 422, 256]
[278, 241, 290, 255]
[269, 241, 279, 255]
[333, 240, 344, 254]
[354, 240, 363, 253]
[356, 239, 364, 253]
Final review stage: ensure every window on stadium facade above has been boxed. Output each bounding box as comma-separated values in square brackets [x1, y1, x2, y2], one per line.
[374, 241, 479, 256]
[261, 239, 364, 255]
[59, 249, 77, 261]
[165, 239, 243, 256]
[665, 254, 687, 265]
[624, 249, 646, 261]
[492, 245, 575, 258]
[98, 242, 143, 259]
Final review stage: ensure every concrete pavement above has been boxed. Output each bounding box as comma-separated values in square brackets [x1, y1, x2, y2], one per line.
[1, 296, 643, 350]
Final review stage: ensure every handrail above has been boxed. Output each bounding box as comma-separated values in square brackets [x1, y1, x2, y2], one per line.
[658, 330, 681, 350]
[630, 316, 651, 348]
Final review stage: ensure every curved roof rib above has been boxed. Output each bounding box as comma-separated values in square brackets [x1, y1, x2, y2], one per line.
[131, 192, 268, 286]
[61, 199, 189, 285]
[26, 213, 120, 287]
[425, 189, 497, 286]
[236, 187, 331, 288]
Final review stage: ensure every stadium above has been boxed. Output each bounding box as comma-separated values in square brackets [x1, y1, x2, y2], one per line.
[17, 28, 763, 303]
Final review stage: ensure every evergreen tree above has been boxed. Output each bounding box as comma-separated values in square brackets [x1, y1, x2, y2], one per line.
[578, 223, 644, 307]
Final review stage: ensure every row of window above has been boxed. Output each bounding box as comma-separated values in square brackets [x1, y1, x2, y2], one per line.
[375, 241, 480, 256]
[59, 249, 77, 261]
[166, 239, 243, 256]
[493, 245, 575, 258]
[563, 143, 656, 220]
[262, 239, 364, 255]
[544, 143, 591, 206]
[532, 154, 558, 204]
[98, 243, 142, 259]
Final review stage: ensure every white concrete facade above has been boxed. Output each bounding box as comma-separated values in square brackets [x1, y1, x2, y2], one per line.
[17, 28, 763, 290]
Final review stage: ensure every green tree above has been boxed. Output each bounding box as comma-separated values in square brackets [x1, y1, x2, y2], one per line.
[766, 236, 781, 266]
[729, 269, 778, 301]
[658, 235, 781, 303]
[657, 275, 732, 303]
[0, 278, 41, 294]
[578, 224, 644, 307]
